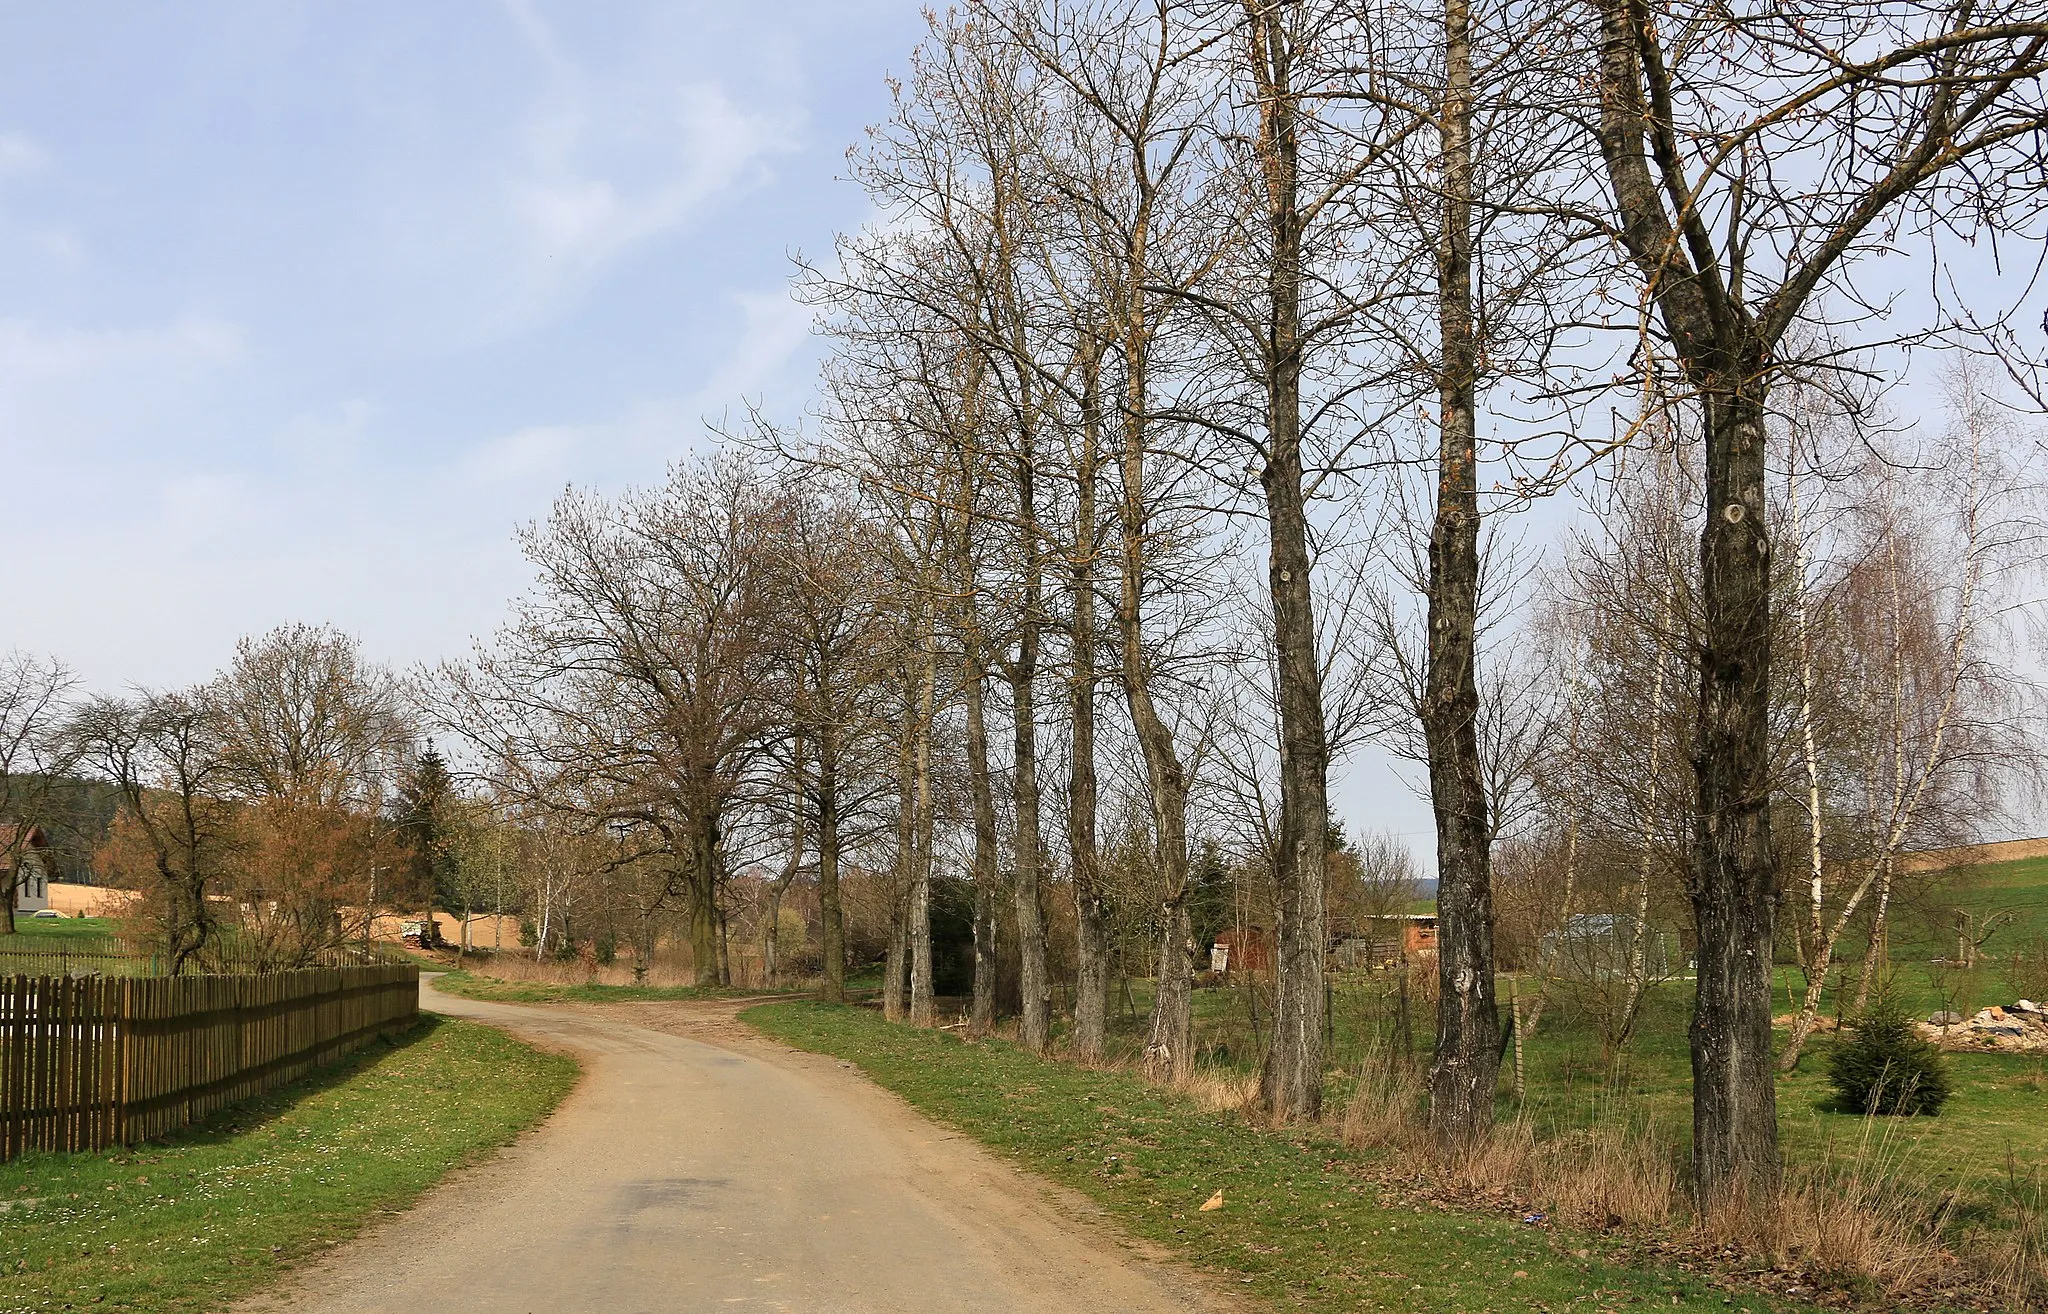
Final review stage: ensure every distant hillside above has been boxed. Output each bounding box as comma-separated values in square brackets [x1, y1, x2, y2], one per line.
[1900, 836, 2048, 873]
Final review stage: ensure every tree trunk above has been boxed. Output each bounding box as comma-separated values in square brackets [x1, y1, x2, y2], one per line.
[1853, 869, 1892, 1012]
[1688, 382, 1781, 1210]
[1245, 0, 1331, 1124]
[909, 627, 939, 1027]
[1423, 0, 1500, 1151]
[888, 681, 918, 1024]
[764, 799, 805, 990]
[1116, 362, 1194, 1080]
[816, 739, 846, 1003]
[1146, 899, 1195, 1078]
[964, 639, 1000, 1033]
[883, 898, 908, 1023]
[1070, 353, 1109, 1061]
[1010, 659, 1050, 1052]
[1781, 455, 1831, 1069]
[687, 811, 722, 988]
[1783, 856, 1885, 1065]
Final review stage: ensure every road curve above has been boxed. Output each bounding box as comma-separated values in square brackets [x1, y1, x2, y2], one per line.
[237, 980, 1229, 1314]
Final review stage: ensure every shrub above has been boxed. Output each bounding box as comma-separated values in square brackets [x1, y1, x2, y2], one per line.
[1827, 997, 1953, 1116]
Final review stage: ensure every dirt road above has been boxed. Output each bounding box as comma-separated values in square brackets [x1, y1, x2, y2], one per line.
[240, 981, 1230, 1314]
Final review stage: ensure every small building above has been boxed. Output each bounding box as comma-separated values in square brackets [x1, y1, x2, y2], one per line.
[4, 825, 52, 915]
[1331, 913, 1437, 970]
[1539, 912, 1676, 978]
[1212, 927, 1274, 975]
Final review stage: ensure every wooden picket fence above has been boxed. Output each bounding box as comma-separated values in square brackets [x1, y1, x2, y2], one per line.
[0, 964, 419, 1161]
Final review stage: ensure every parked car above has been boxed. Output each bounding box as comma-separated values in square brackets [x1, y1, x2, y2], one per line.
[31, 908, 64, 919]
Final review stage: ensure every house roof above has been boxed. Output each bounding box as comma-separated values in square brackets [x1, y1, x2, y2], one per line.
[0, 823, 48, 850]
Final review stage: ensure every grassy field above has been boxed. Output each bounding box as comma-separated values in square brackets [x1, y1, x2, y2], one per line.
[0, 1016, 576, 1314]
[427, 966, 791, 1005]
[1888, 855, 2048, 1011]
[1027, 854, 2047, 1304]
[747, 1001, 1806, 1314]
[3, 915, 120, 944]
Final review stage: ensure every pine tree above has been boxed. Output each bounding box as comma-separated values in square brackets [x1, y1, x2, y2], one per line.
[391, 744, 460, 940]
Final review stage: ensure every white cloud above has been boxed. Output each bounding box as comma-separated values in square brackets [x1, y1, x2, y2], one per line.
[511, 84, 788, 268]
[454, 284, 812, 489]
[0, 131, 48, 181]
[460, 422, 587, 485]
[335, 0, 806, 350]
[0, 313, 244, 379]
[159, 472, 253, 545]
[276, 398, 379, 466]
[682, 288, 815, 415]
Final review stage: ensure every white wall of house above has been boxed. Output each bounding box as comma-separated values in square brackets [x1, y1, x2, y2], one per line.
[12, 852, 50, 913]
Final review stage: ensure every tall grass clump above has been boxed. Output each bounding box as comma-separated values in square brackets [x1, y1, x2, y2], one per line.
[1531, 1117, 1681, 1231]
[1339, 1041, 1426, 1153]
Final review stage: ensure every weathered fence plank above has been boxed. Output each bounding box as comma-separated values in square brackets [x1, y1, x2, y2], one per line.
[0, 964, 417, 1161]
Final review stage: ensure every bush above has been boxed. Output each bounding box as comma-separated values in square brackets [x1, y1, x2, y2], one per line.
[1827, 997, 1953, 1116]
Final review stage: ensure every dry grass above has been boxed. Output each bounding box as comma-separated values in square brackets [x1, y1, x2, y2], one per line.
[1532, 1118, 1681, 1231]
[1320, 1046, 2014, 1308]
[1442, 1116, 1534, 1196]
[1175, 1065, 1261, 1114]
[445, 948, 707, 988]
[1058, 1004, 2039, 1309]
[1338, 1043, 1428, 1153]
[1980, 1205, 2048, 1311]
[1690, 1164, 1967, 1303]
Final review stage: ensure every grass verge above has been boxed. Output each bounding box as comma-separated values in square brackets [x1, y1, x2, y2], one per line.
[744, 1001, 1812, 1314]
[427, 968, 788, 1005]
[4, 917, 120, 943]
[0, 1015, 576, 1314]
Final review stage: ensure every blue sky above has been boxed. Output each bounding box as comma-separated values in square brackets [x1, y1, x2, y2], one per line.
[2, 0, 917, 685]
[0, 1, 1445, 848]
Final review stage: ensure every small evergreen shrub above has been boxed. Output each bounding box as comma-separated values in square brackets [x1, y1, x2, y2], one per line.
[1827, 997, 1953, 1116]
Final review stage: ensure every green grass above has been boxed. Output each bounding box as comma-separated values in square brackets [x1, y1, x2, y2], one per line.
[427, 967, 790, 1005]
[1149, 851, 2048, 1231]
[1909, 855, 2048, 955]
[0, 1016, 576, 1314]
[745, 1001, 1810, 1314]
[3, 915, 121, 944]
[1487, 975, 2048, 1215]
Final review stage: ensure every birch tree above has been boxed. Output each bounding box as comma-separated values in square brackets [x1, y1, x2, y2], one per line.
[1580, 0, 2048, 1206]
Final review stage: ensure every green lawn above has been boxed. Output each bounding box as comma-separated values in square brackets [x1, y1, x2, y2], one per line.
[1498, 976, 2048, 1222]
[0, 1016, 576, 1314]
[746, 1001, 1808, 1314]
[427, 967, 790, 1005]
[2, 915, 121, 945]
[1916, 855, 2048, 948]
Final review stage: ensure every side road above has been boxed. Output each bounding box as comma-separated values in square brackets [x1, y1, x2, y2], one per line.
[239, 980, 1235, 1314]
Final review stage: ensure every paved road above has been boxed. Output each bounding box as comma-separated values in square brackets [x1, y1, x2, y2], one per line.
[239, 981, 1227, 1314]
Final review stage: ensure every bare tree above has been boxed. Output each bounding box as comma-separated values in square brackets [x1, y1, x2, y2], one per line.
[71, 690, 235, 971]
[0, 652, 77, 934]
[1779, 365, 2035, 1063]
[760, 480, 894, 1002]
[432, 455, 782, 985]
[1582, 0, 2048, 1207]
